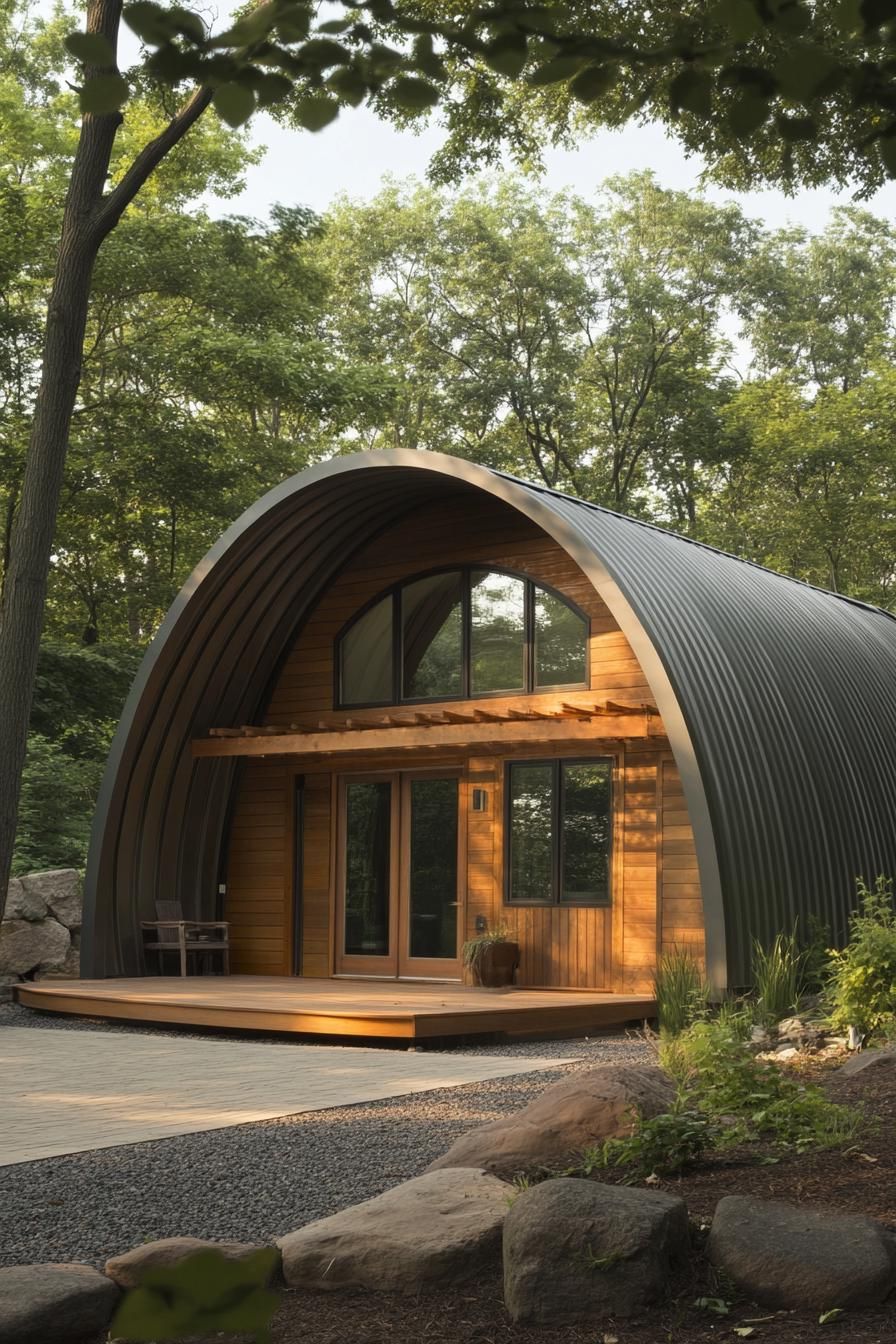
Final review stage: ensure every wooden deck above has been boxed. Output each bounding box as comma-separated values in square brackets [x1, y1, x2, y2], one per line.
[14, 977, 656, 1042]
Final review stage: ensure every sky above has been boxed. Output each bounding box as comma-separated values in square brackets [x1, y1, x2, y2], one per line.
[209, 101, 896, 233]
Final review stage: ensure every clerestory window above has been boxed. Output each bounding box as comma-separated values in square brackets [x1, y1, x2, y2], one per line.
[336, 567, 588, 708]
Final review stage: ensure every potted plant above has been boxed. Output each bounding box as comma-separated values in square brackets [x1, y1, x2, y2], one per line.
[462, 925, 520, 988]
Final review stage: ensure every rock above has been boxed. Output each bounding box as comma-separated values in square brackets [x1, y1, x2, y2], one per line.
[105, 1236, 277, 1290]
[837, 1046, 896, 1077]
[0, 918, 70, 975]
[427, 1065, 675, 1179]
[35, 945, 81, 981]
[0, 1262, 119, 1343]
[777, 1016, 825, 1049]
[707, 1196, 895, 1310]
[3, 876, 47, 922]
[21, 870, 82, 930]
[278, 1168, 513, 1292]
[503, 1178, 689, 1324]
[775, 1047, 799, 1061]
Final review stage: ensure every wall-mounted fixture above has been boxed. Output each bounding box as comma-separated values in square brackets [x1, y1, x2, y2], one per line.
[471, 787, 489, 812]
[475, 914, 488, 933]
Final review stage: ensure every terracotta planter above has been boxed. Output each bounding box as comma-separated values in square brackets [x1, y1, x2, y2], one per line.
[469, 941, 520, 988]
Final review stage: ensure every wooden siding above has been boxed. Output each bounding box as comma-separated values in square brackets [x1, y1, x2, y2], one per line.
[660, 756, 705, 964]
[226, 761, 290, 976]
[224, 492, 703, 989]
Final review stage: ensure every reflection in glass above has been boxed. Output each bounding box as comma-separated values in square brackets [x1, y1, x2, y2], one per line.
[339, 596, 393, 705]
[535, 589, 587, 688]
[470, 570, 525, 694]
[508, 763, 553, 902]
[561, 762, 611, 903]
[408, 778, 458, 959]
[344, 781, 391, 955]
[402, 573, 463, 699]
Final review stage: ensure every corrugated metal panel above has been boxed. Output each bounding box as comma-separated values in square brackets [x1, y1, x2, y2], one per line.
[84, 452, 896, 988]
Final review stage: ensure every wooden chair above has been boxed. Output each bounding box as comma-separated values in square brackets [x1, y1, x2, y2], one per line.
[141, 900, 230, 976]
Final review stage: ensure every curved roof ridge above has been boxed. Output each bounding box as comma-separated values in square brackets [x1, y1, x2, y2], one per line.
[494, 469, 896, 626]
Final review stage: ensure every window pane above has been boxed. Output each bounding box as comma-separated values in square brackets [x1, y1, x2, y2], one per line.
[339, 596, 393, 705]
[408, 778, 458, 959]
[401, 573, 463, 699]
[535, 589, 587, 688]
[508, 763, 554, 903]
[561, 762, 611, 904]
[470, 570, 525, 694]
[343, 781, 391, 956]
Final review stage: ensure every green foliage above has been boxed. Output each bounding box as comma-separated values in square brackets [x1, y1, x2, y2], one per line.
[462, 924, 512, 970]
[110, 1248, 280, 1343]
[61, 0, 896, 198]
[653, 947, 710, 1037]
[752, 929, 806, 1024]
[826, 876, 896, 1039]
[12, 733, 107, 875]
[799, 914, 832, 995]
[11, 644, 140, 874]
[577, 1103, 711, 1179]
[661, 1019, 860, 1152]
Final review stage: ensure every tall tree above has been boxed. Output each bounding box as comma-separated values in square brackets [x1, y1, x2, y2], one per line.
[320, 173, 745, 516]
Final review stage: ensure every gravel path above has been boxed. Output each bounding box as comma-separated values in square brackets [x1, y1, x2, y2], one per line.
[0, 1001, 651, 1268]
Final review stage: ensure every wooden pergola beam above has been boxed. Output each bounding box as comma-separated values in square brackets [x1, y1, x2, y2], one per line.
[193, 714, 652, 759]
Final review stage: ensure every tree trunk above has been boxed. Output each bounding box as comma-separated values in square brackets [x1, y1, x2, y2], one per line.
[0, 0, 124, 919]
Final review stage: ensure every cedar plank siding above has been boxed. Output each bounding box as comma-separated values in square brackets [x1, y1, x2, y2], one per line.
[224, 492, 703, 988]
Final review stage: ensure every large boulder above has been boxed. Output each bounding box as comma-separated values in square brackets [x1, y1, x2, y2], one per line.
[0, 918, 69, 975]
[503, 1178, 689, 1324]
[35, 945, 81, 981]
[427, 1065, 675, 1179]
[3, 876, 47, 922]
[105, 1236, 278, 1290]
[0, 1263, 119, 1344]
[836, 1046, 896, 1078]
[707, 1196, 896, 1310]
[21, 870, 82, 930]
[277, 1168, 513, 1292]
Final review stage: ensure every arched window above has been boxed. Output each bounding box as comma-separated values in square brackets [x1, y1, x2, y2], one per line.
[336, 568, 588, 707]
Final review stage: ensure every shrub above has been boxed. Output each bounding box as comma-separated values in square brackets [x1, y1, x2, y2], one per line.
[577, 1104, 711, 1179]
[827, 876, 896, 1040]
[752, 928, 805, 1025]
[660, 1019, 860, 1152]
[653, 947, 710, 1036]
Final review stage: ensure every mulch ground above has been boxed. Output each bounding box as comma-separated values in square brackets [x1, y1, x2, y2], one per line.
[200, 1063, 896, 1344]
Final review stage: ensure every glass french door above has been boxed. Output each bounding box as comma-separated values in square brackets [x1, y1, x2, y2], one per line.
[335, 770, 462, 979]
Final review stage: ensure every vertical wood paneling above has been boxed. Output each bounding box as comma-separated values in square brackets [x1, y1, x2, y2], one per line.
[661, 756, 706, 965]
[300, 772, 332, 978]
[225, 762, 289, 974]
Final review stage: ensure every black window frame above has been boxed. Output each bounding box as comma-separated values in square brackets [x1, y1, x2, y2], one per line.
[503, 756, 614, 908]
[334, 565, 589, 709]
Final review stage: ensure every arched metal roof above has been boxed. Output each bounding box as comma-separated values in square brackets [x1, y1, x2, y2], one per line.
[83, 450, 896, 989]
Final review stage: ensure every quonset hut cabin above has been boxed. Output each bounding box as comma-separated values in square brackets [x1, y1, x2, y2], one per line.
[19, 450, 896, 1037]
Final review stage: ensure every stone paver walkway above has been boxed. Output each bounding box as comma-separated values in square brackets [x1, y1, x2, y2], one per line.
[1, 1026, 576, 1165]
